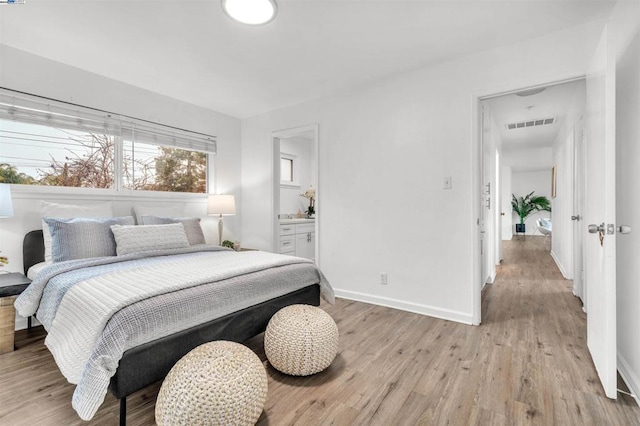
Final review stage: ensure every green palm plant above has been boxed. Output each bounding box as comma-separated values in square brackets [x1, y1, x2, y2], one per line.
[511, 191, 551, 225]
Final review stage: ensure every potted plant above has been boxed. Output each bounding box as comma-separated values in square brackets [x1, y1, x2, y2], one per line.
[511, 191, 551, 233]
[299, 185, 316, 218]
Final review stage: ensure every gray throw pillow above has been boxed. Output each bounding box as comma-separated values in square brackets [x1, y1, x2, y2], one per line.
[44, 216, 135, 262]
[139, 215, 206, 245]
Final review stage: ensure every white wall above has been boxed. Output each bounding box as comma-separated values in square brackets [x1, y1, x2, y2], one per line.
[612, 0, 640, 408]
[241, 21, 605, 324]
[0, 45, 243, 277]
[503, 147, 554, 238]
[503, 147, 554, 172]
[511, 170, 552, 236]
[279, 137, 316, 216]
[551, 80, 586, 279]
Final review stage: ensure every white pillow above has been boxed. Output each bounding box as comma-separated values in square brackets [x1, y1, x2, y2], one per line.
[111, 223, 190, 256]
[39, 201, 114, 262]
[133, 203, 185, 225]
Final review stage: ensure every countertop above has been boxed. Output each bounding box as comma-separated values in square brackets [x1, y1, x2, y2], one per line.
[279, 218, 315, 224]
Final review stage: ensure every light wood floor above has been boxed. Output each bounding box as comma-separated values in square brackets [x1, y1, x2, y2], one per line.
[1, 236, 639, 425]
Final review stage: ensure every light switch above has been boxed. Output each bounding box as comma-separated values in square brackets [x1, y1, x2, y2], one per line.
[444, 176, 452, 189]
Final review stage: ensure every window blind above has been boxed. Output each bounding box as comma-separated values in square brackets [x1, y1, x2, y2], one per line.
[0, 88, 217, 154]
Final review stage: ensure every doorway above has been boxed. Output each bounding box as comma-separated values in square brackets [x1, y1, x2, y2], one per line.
[271, 124, 319, 264]
[476, 77, 587, 324]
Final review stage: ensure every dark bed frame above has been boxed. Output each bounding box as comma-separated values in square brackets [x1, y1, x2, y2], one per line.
[23, 230, 320, 426]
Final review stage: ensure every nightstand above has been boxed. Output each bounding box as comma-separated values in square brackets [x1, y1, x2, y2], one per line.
[0, 272, 32, 354]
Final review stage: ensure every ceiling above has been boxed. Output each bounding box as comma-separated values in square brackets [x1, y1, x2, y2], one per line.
[0, 1, 615, 119]
[484, 79, 586, 153]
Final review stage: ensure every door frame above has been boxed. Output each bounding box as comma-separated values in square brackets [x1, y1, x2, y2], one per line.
[472, 76, 586, 325]
[572, 116, 586, 306]
[271, 123, 320, 264]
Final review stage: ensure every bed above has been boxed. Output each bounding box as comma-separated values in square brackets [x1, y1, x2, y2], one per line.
[18, 229, 332, 426]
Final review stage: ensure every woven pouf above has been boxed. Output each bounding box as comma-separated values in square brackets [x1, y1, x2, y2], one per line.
[155, 341, 267, 426]
[264, 304, 339, 376]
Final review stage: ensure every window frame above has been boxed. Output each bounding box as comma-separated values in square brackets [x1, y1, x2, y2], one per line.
[0, 88, 216, 199]
[279, 152, 300, 188]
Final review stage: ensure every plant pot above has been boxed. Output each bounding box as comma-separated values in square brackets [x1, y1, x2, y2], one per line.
[515, 223, 526, 233]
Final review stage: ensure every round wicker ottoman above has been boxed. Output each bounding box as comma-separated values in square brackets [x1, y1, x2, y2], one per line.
[155, 341, 267, 426]
[264, 304, 339, 376]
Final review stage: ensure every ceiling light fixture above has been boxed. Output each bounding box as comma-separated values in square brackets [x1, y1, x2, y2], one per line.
[222, 0, 278, 25]
[515, 87, 546, 97]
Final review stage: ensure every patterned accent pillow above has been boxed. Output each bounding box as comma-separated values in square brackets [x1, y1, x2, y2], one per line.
[39, 201, 114, 262]
[139, 216, 206, 245]
[132, 204, 185, 225]
[44, 216, 135, 262]
[111, 223, 190, 256]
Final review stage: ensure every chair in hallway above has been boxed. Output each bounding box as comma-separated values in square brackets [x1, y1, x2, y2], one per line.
[535, 218, 552, 236]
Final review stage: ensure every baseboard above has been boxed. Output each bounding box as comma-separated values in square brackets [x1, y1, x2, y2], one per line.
[333, 288, 474, 325]
[550, 250, 570, 279]
[618, 353, 640, 406]
[15, 315, 41, 331]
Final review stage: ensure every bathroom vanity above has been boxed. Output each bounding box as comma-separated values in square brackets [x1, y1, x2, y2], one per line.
[279, 219, 315, 261]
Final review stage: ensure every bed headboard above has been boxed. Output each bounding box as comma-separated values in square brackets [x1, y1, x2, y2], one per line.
[23, 230, 44, 276]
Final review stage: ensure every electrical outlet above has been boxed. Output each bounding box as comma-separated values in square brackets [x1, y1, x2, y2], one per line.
[380, 273, 388, 285]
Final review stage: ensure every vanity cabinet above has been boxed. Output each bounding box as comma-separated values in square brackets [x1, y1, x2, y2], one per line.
[279, 222, 315, 261]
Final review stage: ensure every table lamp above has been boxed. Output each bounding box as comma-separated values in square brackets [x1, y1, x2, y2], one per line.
[0, 183, 13, 268]
[207, 194, 236, 245]
[0, 184, 13, 218]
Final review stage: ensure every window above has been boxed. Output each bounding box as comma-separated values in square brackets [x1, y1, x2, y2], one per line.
[280, 157, 293, 183]
[280, 152, 299, 188]
[0, 89, 216, 194]
[0, 119, 116, 188]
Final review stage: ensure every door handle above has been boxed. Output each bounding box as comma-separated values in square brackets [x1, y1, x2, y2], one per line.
[571, 215, 581, 221]
[500, 212, 505, 216]
[618, 225, 632, 234]
[588, 223, 605, 233]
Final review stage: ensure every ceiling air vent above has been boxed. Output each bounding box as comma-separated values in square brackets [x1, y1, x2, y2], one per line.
[506, 117, 555, 130]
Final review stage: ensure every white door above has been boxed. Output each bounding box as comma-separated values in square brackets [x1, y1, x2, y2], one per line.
[480, 105, 496, 284]
[495, 151, 502, 263]
[573, 121, 586, 303]
[480, 106, 488, 285]
[584, 27, 617, 399]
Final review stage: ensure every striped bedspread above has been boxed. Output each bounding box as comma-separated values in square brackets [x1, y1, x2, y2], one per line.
[14, 246, 334, 420]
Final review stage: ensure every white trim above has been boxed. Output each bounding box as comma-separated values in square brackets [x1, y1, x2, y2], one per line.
[334, 289, 474, 325]
[618, 353, 640, 406]
[271, 123, 320, 266]
[472, 74, 587, 327]
[471, 95, 482, 326]
[9, 183, 209, 202]
[14, 315, 40, 331]
[550, 250, 570, 279]
[279, 152, 300, 187]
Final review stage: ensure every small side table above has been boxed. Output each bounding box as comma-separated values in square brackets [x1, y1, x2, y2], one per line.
[0, 272, 32, 354]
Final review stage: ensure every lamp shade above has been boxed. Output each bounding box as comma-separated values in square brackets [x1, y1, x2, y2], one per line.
[207, 194, 236, 216]
[0, 184, 13, 218]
